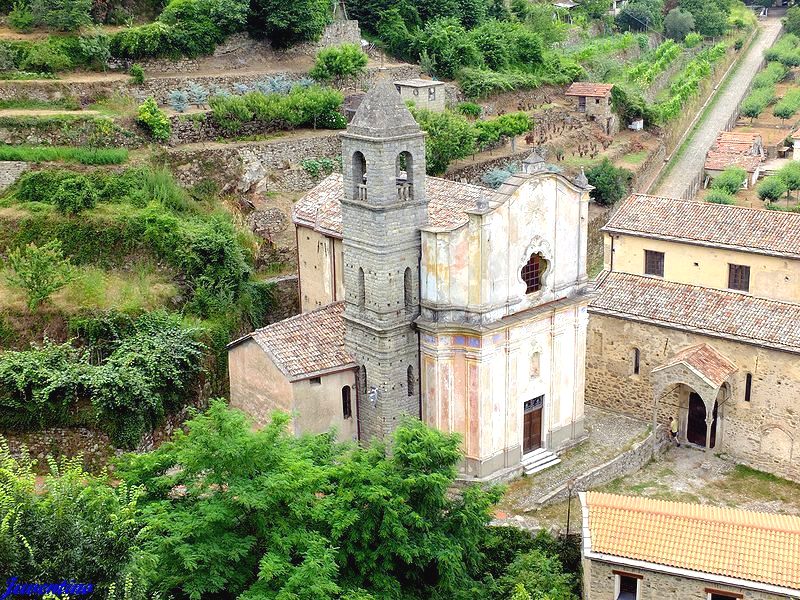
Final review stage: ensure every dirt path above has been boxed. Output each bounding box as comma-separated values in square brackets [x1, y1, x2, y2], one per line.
[654, 16, 784, 198]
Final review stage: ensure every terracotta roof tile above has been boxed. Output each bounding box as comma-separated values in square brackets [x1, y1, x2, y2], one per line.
[603, 194, 800, 258]
[584, 492, 800, 591]
[292, 173, 487, 236]
[248, 302, 355, 380]
[565, 82, 614, 97]
[589, 272, 800, 353]
[703, 151, 762, 173]
[654, 343, 737, 387]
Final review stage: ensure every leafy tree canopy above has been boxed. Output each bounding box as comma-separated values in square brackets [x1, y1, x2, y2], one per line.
[664, 8, 695, 41]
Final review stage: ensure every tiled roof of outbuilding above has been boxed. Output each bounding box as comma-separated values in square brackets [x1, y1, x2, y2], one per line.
[583, 492, 800, 591]
[565, 82, 614, 97]
[292, 173, 487, 236]
[589, 271, 800, 353]
[603, 194, 800, 258]
[231, 302, 355, 381]
[703, 151, 762, 173]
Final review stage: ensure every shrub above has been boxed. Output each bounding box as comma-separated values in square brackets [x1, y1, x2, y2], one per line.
[741, 86, 775, 120]
[457, 101, 482, 117]
[684, 32, 702, 47]
[249, 0, 330, 48]
[764, 34, 800, 67]
[705, 189, 735, 204]
[458, 68, 540, 99]
[310, 43, 368, 82]
[187, 81, 208, 107]
[168, 89, 189, 112]
[665, 8, 694, 41]
[77, 32, 111, 69]
[586, 158, 633, 206]
[20, 43, 72, 72]
[679, 0, 728, 37]
[773, 88, 800, 121]
[137, 97, 171, 141]
[8, 1, 34, 32]
[110, 22, 174, 60]
[753, 62, 787, 89]
[4, 240, 73, 310]
[30, 0, 92, 31]
[412, 107, 478, 175]
[129, 63, 144, 84]
[786, 6, 800, 38]
[757, 175, 787, 202]
[709, 166, 746, 195]
[418, 17, 481, 79]
[54, 175, 98, 215]
[209, 94, 253, 133]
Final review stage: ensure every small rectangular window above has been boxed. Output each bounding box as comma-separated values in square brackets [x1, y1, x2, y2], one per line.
[706, 589, 742, 600]
[744, 373, 752, 402]
[616, 573, 640, 600]
[428, 87, 436, 101]
[633, 348, 640, 375]
[644, 250, 664, 277]
[309, 377, 321, 385]
[595, 98, 600, 104]
[342, 386, 352, 419]
[728, 264, 750, 292]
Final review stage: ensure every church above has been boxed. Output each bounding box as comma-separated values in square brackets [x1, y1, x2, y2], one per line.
[227, 79, 592, 480]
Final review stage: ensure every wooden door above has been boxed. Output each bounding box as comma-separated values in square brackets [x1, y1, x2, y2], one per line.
[523, 396, 543, 454]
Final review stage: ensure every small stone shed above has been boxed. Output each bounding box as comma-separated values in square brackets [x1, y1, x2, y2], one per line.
[565, 82, 617, 135]
[394, 79, 446, 112]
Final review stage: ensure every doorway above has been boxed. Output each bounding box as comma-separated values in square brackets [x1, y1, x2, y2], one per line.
[687, 392, 717, 448]
[523, 395, 543, 454]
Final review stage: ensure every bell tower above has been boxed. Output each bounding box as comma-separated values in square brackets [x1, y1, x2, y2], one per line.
[341, 77, 427, 440]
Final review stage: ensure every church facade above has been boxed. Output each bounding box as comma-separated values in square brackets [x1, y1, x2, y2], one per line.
[228, 79, 591, 480]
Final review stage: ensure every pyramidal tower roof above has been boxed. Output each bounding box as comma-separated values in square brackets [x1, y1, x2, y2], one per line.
[347, 75, 421, 138]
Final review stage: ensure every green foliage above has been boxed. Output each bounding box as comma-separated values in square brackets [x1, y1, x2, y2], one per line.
[118, 402, 505, 598]
[786, 6, 800, 38]
[764, 33, 800, 67]
[616, 0, 664, 32]
[110, 22, 174, 59]
[457, 101, 482, 117]
[129, 63, 145, 84]
[710, 166, 746, 195]
[651, 42, 727, 124]
[21, 42, 73, 72]
[753, 62, 787, 89]
[664, 8, 694, 41]
[208, 85, 344, 134]
[4, 240, 73, 310]
[54, 174, 99, 214]
[418, 17, 481, 79]
[8, 1, 35, 32]
[611, 83, 652, 124]
[773, 88, 800, 121]
[137, 97, 171, 142]
[0, 144, 128, 164]
[412, 107, 478, 175]
[474, 111, 532, 148]
[757, 175, 787, 202]
[586, 158, 633, 206]
[705, 189, 735, 204]
[679, 0, 730, 37]
[0, 441, 142, 589]
[684, 32, 702, 47]
[777, 161, 800, 197]
[458, 68, 539, 99]
[30, 0, 92, 30]
[301, 156, 340, 178]
[250, 0, 331, 48]
[492, 549, 577, 599]
[624, 39, 681, 87]
[310, 43, 368, 82]
[741, 85, 775, 120]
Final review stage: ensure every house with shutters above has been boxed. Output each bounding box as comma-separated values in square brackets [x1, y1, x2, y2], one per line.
[586, 194, 800, 483]
[228, 78, 592, 481]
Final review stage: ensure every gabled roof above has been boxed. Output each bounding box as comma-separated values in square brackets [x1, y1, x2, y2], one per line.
[589, 271, 800, 353]
[229, 302, 355, 381]
[703, 151, 762, 173]
[582, 492, 800, 592]
[292, 173, 487, 237]
[565, 82, 614, 97]
[603, 194, 800, 259]
[652, 343, 737, 387]
[395, 78, 445, 88]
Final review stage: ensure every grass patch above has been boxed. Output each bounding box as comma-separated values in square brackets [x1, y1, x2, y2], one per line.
[620, 150, 648, 165]
[87, 93, 138, 118]
[0, 145, 128, 165]
[0, 98, 80, 110]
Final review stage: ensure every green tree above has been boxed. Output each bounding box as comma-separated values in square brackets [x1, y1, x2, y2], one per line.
[757, 175, 788, 203]
[585, 158, 633, 206]
[310, 44, 369, 82]
[30, 0, 91, 30]
[664, 8, 695, 41]
[786, 6, 800, 37]
[778, 161, 800, 201]
[679, 0, 728, 37]
[412, 108, 478, 174]
[491, 549, 577, 599]
[4, 240, 73, 310]
[119, 402, 504, 599]
[250, 0, 331, 48]
[709, 166, 746, 195]
[705, 189, 735, 204]
[418, 17, 481, 79]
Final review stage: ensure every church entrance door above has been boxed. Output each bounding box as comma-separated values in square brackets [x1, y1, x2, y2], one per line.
[687, 392, 717, 448]
[523, 396, 543, 454]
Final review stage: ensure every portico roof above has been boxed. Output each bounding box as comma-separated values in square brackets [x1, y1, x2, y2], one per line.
[652, 343, 737, 388]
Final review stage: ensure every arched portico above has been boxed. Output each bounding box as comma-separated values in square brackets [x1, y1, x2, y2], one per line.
[651, 344, 737, 452]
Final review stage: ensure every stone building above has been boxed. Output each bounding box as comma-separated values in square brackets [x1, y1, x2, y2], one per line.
[565, 82, 617, 134]
[587, 194, 800, 482]
[228, 79, 592, 480]
[580, 492, 800, 600]
[703, 131, 765, 188]
[394, 79, 446, 112]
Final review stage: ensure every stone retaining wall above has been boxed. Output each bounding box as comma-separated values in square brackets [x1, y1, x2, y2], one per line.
[0, 161, 28, 191]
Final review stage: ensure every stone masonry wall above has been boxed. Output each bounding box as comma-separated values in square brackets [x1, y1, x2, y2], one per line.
[586, 559, 789, 600]
[586, 313, 800, 482]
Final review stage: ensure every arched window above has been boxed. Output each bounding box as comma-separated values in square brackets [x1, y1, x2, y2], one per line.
[357, 267, 365, 307]
[633, 348, 640, 375]
[361, 365, 368, 395]
[395, 151, 414, 201]
[407, 365, 414, 397]
[342, 386, 352, 419]
[521, 253, 546, 294]
[352, 151, 367, 201]
[403, 267, 412, 309]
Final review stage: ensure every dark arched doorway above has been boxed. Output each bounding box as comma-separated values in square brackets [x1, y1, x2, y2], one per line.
[687, 392, 717, 448]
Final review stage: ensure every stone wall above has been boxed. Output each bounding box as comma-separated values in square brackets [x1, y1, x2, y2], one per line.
[586, 558, 789, 600]
[586, 313, 800, 483]
[587, 204, 614, 275]
[0, 116, 144, 148]
[0, 161, 28, 191]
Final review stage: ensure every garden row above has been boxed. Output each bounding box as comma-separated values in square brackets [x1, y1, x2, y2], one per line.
[705, 163, 800, 212]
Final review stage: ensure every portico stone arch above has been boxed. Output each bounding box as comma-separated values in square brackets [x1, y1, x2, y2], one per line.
[650, 344, 737, 452]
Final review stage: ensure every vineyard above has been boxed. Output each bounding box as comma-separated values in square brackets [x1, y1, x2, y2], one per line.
[624, 39, 682, 87]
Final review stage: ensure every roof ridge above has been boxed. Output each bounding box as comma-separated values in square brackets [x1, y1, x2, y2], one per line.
[588, 492, 800, 534]
[630, 193, 800, 218]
